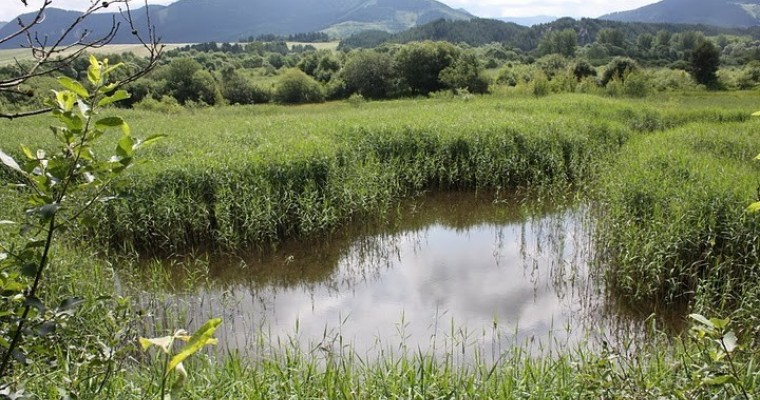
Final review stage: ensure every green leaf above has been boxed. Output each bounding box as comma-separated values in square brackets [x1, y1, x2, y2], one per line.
[37, 321, 56, 337]
[38, 203, 60, 219]
[116, 134, 135, 159]
[87, 55, 102, 85]
[54, 90, 77, 112]
[703, 375, 734, 386]
[97, 90, 131, 107]
[747, 202, 760, 213]
[710, 317, 730, 330]
[20, 263, 37, 278]
[166, 318, 222, 375]
[58, 77, 88, 98]
[752, 111, 760, 117]
[104, 62, 125, 76]
[0, 149, 22, 173]
[135, 134, 167, 149]
[20, 145, 35, 160]
[689, 313, 714, 329]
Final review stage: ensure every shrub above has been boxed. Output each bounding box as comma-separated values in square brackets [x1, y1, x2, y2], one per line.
[190, 69, 224, 105]
[342, 50, 395, 99]
[495, 66, 518, 86]
[439, 52, 490, 94]
[690, 40, 721, 88]
[622, 72, 650, 97]
[221, 68, 271, 105]
[601, 57, 639, 86]
[273, 68, 325, 104]
[133, 95, 184, 113]
[531, 72, 550, 97]
[571, 59, 597, 81]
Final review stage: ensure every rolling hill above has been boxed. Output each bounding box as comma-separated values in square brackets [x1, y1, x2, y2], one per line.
[0, 0, 473, 48]
[600, 0, 760, 27]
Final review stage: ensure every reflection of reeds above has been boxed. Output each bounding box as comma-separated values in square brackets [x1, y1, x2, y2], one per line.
[122, 193, 648, 362]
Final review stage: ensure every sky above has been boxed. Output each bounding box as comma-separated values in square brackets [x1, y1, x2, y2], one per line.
[0, 0, 661, 23]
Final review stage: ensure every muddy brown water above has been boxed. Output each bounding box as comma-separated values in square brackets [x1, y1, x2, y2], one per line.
[132, 191, 669, 361]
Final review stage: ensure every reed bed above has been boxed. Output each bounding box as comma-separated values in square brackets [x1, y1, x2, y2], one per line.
[596, 119, 760, 327]
[2, 93, 751, 254]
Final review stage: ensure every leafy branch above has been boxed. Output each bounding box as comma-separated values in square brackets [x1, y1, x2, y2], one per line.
[0, 55, 164, 388]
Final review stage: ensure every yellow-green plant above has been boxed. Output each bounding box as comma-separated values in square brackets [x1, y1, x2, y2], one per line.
[0, 56, 163, 390]
[750, 110, 760, 212]
[139, 318, 222, 399]
[687, 314, 750, 399]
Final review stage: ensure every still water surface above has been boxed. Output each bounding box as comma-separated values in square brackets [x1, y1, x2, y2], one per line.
[135, 192, 638, 359]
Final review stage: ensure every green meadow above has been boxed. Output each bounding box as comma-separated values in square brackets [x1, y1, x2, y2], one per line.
[2, 90, 760, 398]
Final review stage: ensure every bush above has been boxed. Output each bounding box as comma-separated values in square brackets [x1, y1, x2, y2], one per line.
[495, 66, 518, 86]
[133, 95, 184, 113]
[601, 57, 639, 86]
[531, 72, 550, 97]
[622, 72, 650, 97]
[439, 52, 490, 94]
[342, 50, 395, 99]
[571, 59, 597, 81]
[221, 68, 271, 105]
[190, 69, 224, 105]
[273, 68, 325, 104]
[736, 61, 760, 90]
[650, 68, 698, 92]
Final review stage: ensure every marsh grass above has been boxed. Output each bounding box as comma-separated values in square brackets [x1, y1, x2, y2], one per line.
[596, 119, 760, 336]
[3, 92, 751, 255]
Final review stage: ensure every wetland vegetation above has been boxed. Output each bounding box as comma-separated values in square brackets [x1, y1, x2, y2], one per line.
[2, 16, 760, 397]
[2, 88, 760, 398]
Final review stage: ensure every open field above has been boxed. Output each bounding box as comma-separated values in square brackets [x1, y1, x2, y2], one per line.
[0, 44, 189, 64]
[2, 91, 760, 397]
[0, 42, 339, 65]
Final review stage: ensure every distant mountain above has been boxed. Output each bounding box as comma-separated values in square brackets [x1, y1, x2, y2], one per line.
[497, 16, 557, 27]
[339, 18, 531, 49]
[0, 6, 165, 49]
[339, 15, 756, 51]
[600, 0, 760, 28]
[0, 21, 6, 30]
[0, 0, 473, 48]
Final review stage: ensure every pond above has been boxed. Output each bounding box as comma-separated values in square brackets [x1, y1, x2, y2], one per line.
[131, 191, 660, 361]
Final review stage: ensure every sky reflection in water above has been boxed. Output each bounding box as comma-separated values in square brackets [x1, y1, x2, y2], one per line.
[139, 193, 614, 359]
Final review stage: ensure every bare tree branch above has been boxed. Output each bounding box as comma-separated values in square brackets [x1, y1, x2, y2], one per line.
[0, 0, 164, 120]
[0, 0, 51, 46]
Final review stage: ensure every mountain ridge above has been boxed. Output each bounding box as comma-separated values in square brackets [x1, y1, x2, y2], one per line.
[600, 0, 760, 27]
[0, 0, 472, 48]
